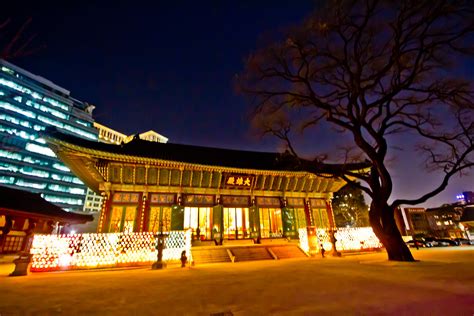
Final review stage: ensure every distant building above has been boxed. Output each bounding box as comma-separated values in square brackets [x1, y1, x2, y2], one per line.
[93, 122, 127, 145]
[0, 59, 98, 211]
[396, 192, 473, 239]
[395, 207, 430, 236]
[425, 205, 464, 238]
[94, 122, 168, 145]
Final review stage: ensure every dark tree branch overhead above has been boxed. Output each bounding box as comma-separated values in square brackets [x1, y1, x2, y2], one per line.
[0, 18, 43, 60]
[239, 0, 474, 261]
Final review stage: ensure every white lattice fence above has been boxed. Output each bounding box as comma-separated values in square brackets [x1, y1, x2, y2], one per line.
[30, 230, 192, 272]
[299, 227, 383, 253]
[335, 227, 383, 250]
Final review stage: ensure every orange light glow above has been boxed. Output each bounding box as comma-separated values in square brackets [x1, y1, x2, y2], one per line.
[30, 230, 192, 272]
[299, 227, 382, 253]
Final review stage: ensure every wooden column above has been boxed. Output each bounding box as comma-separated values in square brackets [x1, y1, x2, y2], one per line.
[325, 200, 336, 229]
[304, 200, 313, 227]
[140, 193, 151, 232]
[98, 194, 112, 233]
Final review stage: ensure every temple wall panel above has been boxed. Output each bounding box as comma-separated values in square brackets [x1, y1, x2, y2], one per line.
[136, 167, 146, 184]
[170, 169, 181, 186]
[159, 169, 169, 186]
[210, 171, 221, 188]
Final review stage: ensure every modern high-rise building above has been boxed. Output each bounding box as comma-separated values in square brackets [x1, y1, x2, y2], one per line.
[0, 59, 98, 211]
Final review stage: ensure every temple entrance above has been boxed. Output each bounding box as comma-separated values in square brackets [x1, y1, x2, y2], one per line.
[148, 206, 172, 233]
[223, 207, 250, 239]
[184, 207, 211, 240]
[259, 208, 283, 238]
[109, 206, 137, 233]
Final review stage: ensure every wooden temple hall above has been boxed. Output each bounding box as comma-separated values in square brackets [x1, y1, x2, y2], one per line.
[45, 131, 367, 243]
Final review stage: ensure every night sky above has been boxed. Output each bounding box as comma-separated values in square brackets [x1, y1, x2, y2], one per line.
[3, 1, 472, 207]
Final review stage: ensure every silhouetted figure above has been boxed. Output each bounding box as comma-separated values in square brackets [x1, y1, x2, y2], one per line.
[180, 250, 187, 268]
[320, 244, 326, 258]
[196, 227, 201, 241]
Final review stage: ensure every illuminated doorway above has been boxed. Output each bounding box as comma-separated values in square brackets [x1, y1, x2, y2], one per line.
[223, 207, 250, 239]
[148, 206, 172, 233]
[184, 207, 211, 240]
[109, 206, 137, 233]
[259, 208, 283, 238]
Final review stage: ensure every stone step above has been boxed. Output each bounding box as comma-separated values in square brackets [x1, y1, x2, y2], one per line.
[267, 245, 308, 259]
[191, 248, 232, 264]
[230, 247, 273, 262]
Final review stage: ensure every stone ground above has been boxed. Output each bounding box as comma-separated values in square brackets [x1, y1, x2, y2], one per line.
[0, 247, 473, 315]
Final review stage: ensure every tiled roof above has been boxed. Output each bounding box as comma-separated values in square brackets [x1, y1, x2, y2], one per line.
[45, 129, 370, 175]
[0, 185, 93, 223]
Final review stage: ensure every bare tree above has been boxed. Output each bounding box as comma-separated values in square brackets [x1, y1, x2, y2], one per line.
[0, 18, 42, 60]
[238, 0, 474, 261]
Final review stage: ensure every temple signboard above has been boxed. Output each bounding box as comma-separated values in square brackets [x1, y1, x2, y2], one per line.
[224, 174, 254, 189]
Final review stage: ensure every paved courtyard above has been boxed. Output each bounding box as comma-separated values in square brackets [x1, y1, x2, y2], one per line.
[1, 247, 473, 315]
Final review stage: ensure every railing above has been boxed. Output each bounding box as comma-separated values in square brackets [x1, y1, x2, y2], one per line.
[30, 230, 192, 272]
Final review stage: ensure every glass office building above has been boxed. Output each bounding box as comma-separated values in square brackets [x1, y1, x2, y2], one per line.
[0, 59, 98, 211]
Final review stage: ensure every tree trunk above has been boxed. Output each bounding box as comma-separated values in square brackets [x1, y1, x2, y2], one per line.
[369, 204, 415, 262]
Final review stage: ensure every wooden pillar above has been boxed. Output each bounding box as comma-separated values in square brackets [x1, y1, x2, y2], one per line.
[325, 200, 336, 229]
[98, 194, 112, 233]
[304, 199, 313, 227]
[140, 193, 151, 232]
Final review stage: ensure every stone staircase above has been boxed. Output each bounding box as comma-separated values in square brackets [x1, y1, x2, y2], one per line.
[230, 246, 273, 262]
[191, 243, 308, 265]
[267, 245, 307, 259]
[191, 247, 232, 264]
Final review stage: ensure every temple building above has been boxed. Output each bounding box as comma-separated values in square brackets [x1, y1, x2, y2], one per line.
[44, 130, 368, 242]
[0, 185, 92, 254]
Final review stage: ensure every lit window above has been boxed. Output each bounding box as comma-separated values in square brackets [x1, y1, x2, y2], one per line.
[26, 100, 68, 119]
[42, 97, 69, 111]
[0, 149, 22, 161]
[0, 176, 15, 184]
[0, 162, 19, 172]
[0, 78, 33, 95]
[1, 66, 15, 75]
[63, 124, 97, 140]
[25, 143, 56, 157]
[52, 163, 70, 172]
[75, 119, 90, 127]
[16, 179, 46, 189]
[0, 101, 36, 119]
[20, 166, 49, 178]
[37, 115, 63, 128]
[70, 188, 85, 195]
[43, 195, 83, 206]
